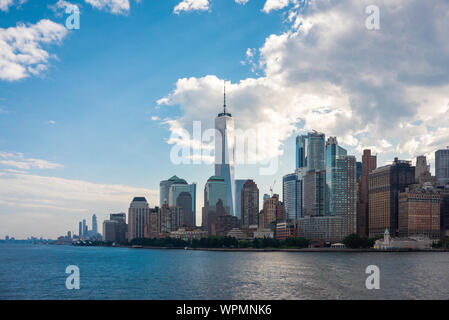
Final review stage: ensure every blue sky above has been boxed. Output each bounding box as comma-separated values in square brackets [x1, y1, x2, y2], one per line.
[1, 0, 449, 238]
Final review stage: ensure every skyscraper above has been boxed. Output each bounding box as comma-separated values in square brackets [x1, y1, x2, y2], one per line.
[127, 197, 150, 241]
[307, 130, 326, 172]
[160, 175, 196, 226]
[202, 176, 229, 234]
[78, 221, 82, 238]
[241, 180, 259, 227]
[325, 137, 347, 216]
[435, 149, 449, 187]
[296, 135, 308, 169]
[357, 149, 377, 237]
[234, 179, 247, 220]
[215, 83, 235, 216]
[262, 194, 283, 228]
[415, 155, 430, 180]
[369, 158, 415, 237]
[92, 214, 98, 235]
[282, 173, 302, 220]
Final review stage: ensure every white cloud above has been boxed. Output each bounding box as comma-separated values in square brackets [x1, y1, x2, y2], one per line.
[235, 0, 249, 4]
[159, 0, 449, 170]
[174, 0, 210, 14]
[0, 171, 158, 238]
[0, 152, 64, 170]
[0, 0, 26, 12]
[0, 19, 68, 81]
[84, 0, 132, 14]
[262, 0, 293, 13]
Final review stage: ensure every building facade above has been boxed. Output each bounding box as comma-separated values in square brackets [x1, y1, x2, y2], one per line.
[127, 197, 150, 241]
[357, 149, 377, 237]
[241, 180, 259, 227]
[368, 158, 415, 237]
[234, 179, 247, 220]
[282, 173, 303, 220]
[398, 184, 441, 239]
[435, 149, 449, 187]
[262, 194, 283, 228]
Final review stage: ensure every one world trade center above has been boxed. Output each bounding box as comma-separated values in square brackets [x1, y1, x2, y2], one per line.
[215, 83, 235, 216]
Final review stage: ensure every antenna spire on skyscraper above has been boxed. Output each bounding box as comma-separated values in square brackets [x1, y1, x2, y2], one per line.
[223, 80, 226, 114]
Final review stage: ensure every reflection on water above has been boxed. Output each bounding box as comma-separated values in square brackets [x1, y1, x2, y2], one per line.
[0, 243, 448, 300]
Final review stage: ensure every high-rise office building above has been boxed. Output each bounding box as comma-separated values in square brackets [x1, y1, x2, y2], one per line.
[303, 170, 326, 216]
[369, 158, 415, 237]
[160, 175, 196, 225]
[357, 149, 377, 237]
[435, 149, 449, 187]
[127, 197, 150, 241]
[78, 221, 82, 238]
[415, 155, 430, 180]
[307, 130, 326, 172]
[104, 212, 127, 243]
[282, 173, 303, 220]
[215, 84, 235, 216]
[296, 135, 308, 169]
[202, 176, 229, 234]
[325, 137, 347, 215]
[262, 194, 283, 228]
[241, 180, 259, 227]
[234, 179, 247, 220]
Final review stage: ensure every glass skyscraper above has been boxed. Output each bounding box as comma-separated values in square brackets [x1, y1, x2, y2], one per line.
[296, 135, 308, 169]
[436, 149, 449, 186]
[325, 137, 347, 215]
[283, 173, 303, 220]
[234, 179, 247, 220]
[307, 131, 326, 172]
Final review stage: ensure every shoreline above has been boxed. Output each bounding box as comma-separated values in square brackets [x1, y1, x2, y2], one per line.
[119, 245, 449, 253]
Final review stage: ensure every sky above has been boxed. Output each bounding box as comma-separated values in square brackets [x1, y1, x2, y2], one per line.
[0, 0, 448, 239]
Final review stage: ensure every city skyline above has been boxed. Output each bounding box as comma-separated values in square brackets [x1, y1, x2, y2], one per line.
[1, 0, 449, 239]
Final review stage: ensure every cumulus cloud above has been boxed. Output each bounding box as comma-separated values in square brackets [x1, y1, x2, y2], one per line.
[0, 152, 64, 170]
[0, 19, 68, 81]
[262, 0, 293, 13]
[84, 0, 134, 14]
[0, 171, 158, 238]
[174, 0, 210, 14]
[159, 0, 449, 169]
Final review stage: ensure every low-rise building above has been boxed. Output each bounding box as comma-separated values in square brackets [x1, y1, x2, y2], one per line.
[169, 228, 208, 242]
